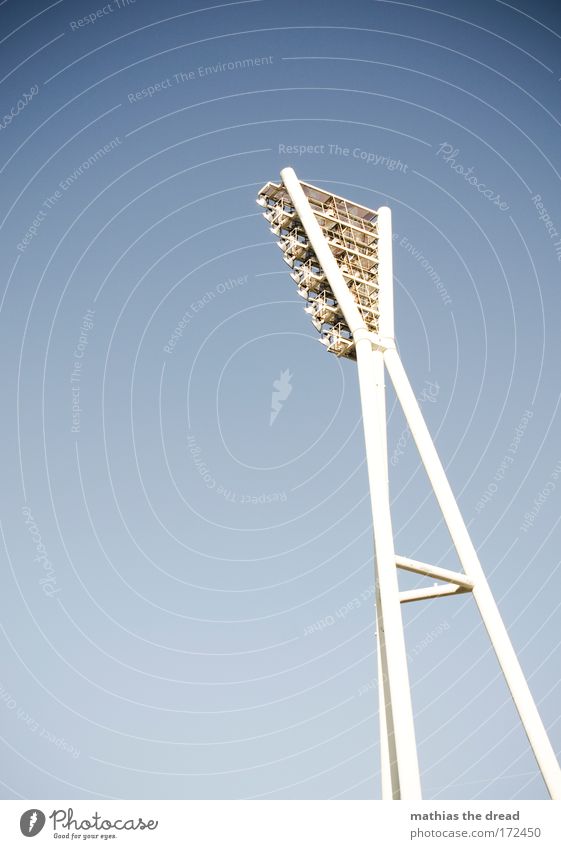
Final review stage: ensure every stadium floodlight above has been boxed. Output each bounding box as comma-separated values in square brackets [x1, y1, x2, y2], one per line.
[256, 167, 561, 801]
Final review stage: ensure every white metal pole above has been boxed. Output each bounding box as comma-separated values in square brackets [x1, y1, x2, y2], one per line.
[376, 618, 392, 799]
[356, 341, 422, 799]
[376, 592, 401, 799]
[384, 347, 561, 800]
[376, 206, 394, 341]
[371, 203, 419, 799]
[280, 168, 422, 798]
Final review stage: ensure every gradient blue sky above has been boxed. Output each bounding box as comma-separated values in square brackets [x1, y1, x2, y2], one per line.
[1, 0, 561, 801]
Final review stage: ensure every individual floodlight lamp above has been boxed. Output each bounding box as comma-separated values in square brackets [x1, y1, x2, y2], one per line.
[256, 168, 561, 801]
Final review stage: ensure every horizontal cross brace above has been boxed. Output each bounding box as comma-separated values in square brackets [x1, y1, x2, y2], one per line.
[400, 584, 472, 604]
[396, 555, 475, 591]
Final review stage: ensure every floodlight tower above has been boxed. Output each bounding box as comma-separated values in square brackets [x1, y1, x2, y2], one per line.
[256, 168, 561, 800]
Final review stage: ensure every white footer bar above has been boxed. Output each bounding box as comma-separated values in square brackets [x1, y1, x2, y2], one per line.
[2, 799, 560, 847]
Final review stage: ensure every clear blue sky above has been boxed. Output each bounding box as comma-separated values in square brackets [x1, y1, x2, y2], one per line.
[1, 0, 561, 800]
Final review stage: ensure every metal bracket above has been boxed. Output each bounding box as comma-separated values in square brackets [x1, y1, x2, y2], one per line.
[396, 555, 474, 603]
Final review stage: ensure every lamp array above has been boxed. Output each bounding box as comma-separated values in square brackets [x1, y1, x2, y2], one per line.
[257, 179, 381, 359]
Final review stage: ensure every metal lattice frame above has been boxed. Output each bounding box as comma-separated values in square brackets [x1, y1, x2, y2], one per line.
[258, 179, 380, 358]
